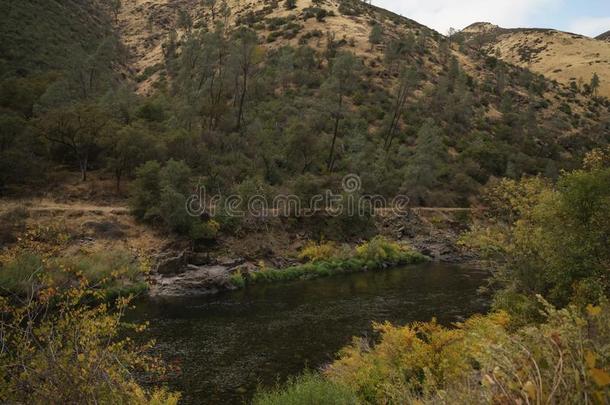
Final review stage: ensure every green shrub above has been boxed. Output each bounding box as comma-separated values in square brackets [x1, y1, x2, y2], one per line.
[242, 239, 426, 287]
[462, 148, 610, 323]
[355, 236, 403, 263]
[230, 271, 246, 288]
[254, 371, 358, 405]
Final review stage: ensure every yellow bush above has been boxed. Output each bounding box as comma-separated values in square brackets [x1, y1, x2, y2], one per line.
[299, 241, 338, 263]
[325, 298, 609, 404]
[0, 276, 180, 404]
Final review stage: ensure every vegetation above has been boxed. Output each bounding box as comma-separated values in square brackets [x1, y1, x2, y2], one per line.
[0, 271, 179, 404]
[234, 237, 427, 287]
[462, 147, 610, 324]
[256, 291, 609, 404]
[1, 1, 609, 402]
[0, 248, 149, 300]
[254, 149, 610, 404]
[1, 0, 607, 210]
[0, 220, 149, 300]
[254, 371, 358, 405]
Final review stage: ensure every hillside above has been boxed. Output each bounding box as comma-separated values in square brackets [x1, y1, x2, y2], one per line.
[597, 30, 610, 42]
[0, 0, 115, 78]
[1, 0, 609, 209]
[461, 22, 610, 98]
[117, 0, 436, 95]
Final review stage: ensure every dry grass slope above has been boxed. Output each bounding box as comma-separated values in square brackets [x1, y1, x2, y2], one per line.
[464, 23, 610, 98]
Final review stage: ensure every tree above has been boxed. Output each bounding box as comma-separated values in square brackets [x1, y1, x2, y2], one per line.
[590, 72, 600, 97]
[177, 9, 193, 32]
[285, 116, 324, 174]
[102, 122, 159, 192]
[368, 23, 383, 49]
[38, 103, 109, 181]
[384, 67, 418, 150]
[158, 160, 194, 234]
[129, 160, 211, 239]
[402, 119, 447, 205]
[285, 0, 297, 10]
[323, 52, 361, 172]
[463, 147, 610, 322]
[38, 37, 122, 105]
[173, 24, 230, 131]
[231, 27, 264, 131]
[446, 27, 458, 45]
[129, 160, 162, 221]
[0, 112, 43, 192]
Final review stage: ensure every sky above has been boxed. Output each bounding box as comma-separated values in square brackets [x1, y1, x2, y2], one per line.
[373, 0, 610, 38]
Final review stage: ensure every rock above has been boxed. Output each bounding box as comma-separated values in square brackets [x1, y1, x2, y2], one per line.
[187, 252, 212, 266]
[155, 250, 189, 275]
[215, 256, 245, 267]
[229, 261, 258, 275]
[149, 265, 233, 297]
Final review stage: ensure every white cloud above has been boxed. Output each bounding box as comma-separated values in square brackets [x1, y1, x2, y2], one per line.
[567, 17, 610, 37]
[372, 0, 560, 34]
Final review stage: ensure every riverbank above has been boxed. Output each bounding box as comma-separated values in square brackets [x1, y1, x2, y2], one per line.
[1, 196, 476, 299]
[149, 237, 430, 297]
[232, 240, 429, 287]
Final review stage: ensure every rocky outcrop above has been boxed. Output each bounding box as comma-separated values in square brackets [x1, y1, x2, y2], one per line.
[377, 209, 476, 263]
[150, 252, 257, 296]
[149, 264, 235, 297]
[154, 250, 190, 275]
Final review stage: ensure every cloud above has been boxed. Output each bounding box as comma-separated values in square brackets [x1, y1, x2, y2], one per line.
[373, 0, 560, 34]
[567, 17, 610, 37]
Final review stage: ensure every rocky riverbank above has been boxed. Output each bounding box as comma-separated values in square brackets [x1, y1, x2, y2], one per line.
[148, 209, 476, 297]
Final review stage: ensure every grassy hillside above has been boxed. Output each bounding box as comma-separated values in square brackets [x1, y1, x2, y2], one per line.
[460, 22, 610, 98]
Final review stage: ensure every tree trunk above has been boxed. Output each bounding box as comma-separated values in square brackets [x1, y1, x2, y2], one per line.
[327, 94, 344, 172]
[79, 154, 88, 182]
[115, 169, 122, 193]
[236, 71, 248, 131]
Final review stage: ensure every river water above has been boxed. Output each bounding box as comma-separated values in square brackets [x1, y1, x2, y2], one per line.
[128, 263, 490, 404]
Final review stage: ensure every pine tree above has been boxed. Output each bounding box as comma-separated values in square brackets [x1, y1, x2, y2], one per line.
[323, 52, 361, 172]
[402, 119, 447, 205]
[368, 24, 383, 49]
[590, 72, 600, 97]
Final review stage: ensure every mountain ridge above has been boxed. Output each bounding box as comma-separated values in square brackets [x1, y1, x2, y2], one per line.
[459, 21, 610, 97]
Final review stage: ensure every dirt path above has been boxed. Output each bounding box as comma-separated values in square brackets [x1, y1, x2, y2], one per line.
[0, 199, 482, 216]
[0, 199, 129, 214]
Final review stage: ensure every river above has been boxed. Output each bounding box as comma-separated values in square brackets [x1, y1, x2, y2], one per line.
[128, 262, 490, 404]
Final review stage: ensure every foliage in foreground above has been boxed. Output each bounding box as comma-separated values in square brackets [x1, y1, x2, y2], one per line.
[256, 299, 610, 404]
[462, 147, 610, 324]
[0, 274, 179, 404]
[230, 237, 427, 287]
[254, 371, 358, 405]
